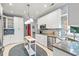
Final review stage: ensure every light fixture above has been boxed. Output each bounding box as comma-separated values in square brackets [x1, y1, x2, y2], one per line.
[9, 3, 13, 6]
[25, 4, 34, 24]
[44, 4, 48, 8]
[25, 18, 33, 24]
[29, 18, 33, 22]
[25, 20, 30, 24]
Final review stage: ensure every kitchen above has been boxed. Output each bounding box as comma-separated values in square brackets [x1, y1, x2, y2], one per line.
[35, 4, 68, 50]
[0, 3, 79, 56]
[35, 3, 79, 56]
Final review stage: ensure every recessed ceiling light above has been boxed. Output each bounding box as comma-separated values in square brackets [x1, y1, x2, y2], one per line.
[9, 3, 13, 6]
[44, 4, 48, 8]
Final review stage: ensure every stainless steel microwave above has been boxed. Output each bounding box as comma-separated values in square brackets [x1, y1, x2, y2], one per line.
[40, 24, 46, 29]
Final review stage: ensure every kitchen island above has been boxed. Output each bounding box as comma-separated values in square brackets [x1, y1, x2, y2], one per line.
[52, 40, 79, 56]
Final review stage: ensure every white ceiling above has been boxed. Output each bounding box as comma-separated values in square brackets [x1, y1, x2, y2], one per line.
[1, 3, 66, 19]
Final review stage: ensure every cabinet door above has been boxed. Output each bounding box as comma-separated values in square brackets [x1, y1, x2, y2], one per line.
[3, 35, 8, 46]
[37, 9, 61, 29]
[35, 34, 47, 47]
[46, 9, 61, 28]
[41, 35, 47, 47]
[3, 35, 14, 46]
[7, 17, 14, 28]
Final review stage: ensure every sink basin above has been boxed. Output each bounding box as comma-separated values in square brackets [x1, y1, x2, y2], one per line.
[68, 42, 79, 54]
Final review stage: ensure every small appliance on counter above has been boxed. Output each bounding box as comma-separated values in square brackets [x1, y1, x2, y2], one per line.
[39, 24, 46, 34]
[40, 24, 46, 30]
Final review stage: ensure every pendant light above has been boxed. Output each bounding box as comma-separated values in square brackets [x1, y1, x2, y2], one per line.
[25, 4, 33, 24]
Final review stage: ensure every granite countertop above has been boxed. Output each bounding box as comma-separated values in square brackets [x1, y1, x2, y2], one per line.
[52, 41, 79, 56]
[37, 33, 58, 37]
[47, 35, 57, 37]
[40, 28, 62, 30]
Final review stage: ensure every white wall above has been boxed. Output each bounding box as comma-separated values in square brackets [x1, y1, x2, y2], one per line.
[14, 17, 24, 43]
[66, 4, 79, 41]
[37, 9, 61, 29]
[0, 4, 3, 15]
[0, 4, 1, 15]
[68, 4, 79, 25]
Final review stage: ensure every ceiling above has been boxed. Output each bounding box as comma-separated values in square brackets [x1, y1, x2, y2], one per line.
[1, 3, 66, 19]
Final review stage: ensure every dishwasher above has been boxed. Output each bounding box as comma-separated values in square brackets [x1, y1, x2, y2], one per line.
[47, 36, 56, 51]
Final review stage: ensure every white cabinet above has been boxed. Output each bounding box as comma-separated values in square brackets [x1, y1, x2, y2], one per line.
[46, 9, 61, 28]
[3, 17, 24, 46]
[3, 16, 14, 29]
[3, 35, 14, 46]
[37, 9, 61, 29]
[35, 34, 47, 47]
[3, 16, 15, 46]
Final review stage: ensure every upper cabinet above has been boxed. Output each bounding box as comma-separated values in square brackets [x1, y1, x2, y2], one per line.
[3, 16, 14, 29]
[3, 16, 14, 35]
[7, 17, 14, 28]
[37, 9, 61, 29]
[68, 4, 79, 25]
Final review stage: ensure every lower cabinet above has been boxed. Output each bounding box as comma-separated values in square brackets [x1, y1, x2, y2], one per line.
[53, 47, 72, 56]
[35, 34, 47, 47]
[3, 35, 14, 46]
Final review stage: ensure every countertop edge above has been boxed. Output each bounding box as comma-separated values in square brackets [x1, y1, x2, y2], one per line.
[52, 45, 76, 56]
